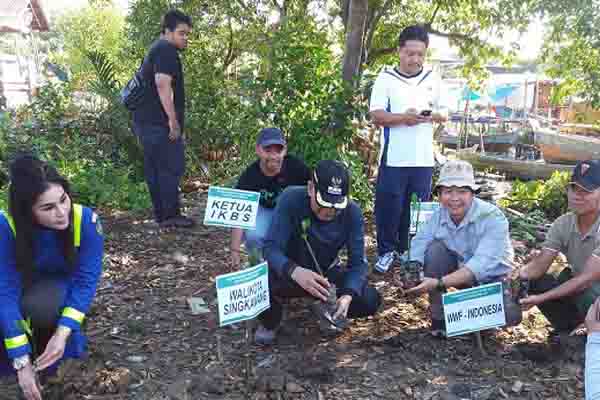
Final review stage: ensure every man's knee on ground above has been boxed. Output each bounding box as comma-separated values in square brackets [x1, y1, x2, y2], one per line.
[21, 281, 66, 329]
[349, 286, 382, 318]
[424, 240, 457, 278]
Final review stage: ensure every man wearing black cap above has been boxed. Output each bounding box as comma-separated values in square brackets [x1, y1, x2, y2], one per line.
[255, 160, 382, 345]
[231, 128, 311, 267]
[520, 160, 600, 340]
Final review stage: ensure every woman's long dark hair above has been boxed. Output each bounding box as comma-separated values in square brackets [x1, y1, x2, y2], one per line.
[8, 155, 76, 288]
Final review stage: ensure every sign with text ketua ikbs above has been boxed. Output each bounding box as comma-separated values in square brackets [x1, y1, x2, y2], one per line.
[442, 282, 506, 337]
[203, 186, 260, 230]
[410, 202, 440, 234]
[216, 262, 270, 327]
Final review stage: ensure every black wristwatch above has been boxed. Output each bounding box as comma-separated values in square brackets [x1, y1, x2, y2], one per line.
[436, 278, 446, 293]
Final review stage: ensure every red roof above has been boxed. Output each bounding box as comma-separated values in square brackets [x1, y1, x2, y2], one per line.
[0, 0, 49, 33]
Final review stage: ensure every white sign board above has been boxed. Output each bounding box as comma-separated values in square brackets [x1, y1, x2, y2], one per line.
[204, 186, 260, 230]
[442, 282, 506, 337]
[216, 262, 270, 327]
[410, 202, 440, 234]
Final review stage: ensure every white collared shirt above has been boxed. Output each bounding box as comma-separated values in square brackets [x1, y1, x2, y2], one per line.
[369, 65, 442, 167]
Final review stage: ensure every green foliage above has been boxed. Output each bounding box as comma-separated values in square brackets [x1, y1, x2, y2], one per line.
[244, 18, 373, 207]
[51, 2, 128, 88]
[539, 0, 600, 107]
[1, 84, 149, 211]
[506, 208, 547, 246]
[500, 171, 570, 220]
[60, 157, 150, 211]
[84, 50, 144, 169]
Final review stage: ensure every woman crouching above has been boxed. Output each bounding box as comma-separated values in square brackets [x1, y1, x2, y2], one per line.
[0, 155, 103, 400]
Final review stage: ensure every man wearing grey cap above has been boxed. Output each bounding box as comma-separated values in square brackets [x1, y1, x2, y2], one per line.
[520, 160, 600, 342]
[231, 128, 311, 267]
[405, 160, 518, 337]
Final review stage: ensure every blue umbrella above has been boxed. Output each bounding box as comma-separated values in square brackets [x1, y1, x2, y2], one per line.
[461, 87, 481, 101]
[489, 84, 519, 102]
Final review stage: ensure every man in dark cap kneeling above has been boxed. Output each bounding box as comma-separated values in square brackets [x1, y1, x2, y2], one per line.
[255, 160, 382, 345]
[520, 160, 600, 342]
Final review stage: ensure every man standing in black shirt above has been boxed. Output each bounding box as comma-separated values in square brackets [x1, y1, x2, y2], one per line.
[231, 128, 311, 267]
[132, 10, 194, 228]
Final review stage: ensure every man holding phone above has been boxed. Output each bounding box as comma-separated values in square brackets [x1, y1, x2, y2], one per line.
[369, 25, 446, 273]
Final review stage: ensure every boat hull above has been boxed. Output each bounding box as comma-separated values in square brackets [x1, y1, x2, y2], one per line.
[456, 149, 573, 180]
[535, 129, 600, 164]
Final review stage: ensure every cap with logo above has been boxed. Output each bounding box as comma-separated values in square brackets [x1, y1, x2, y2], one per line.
[570, 159, 600, 192]
[256, 127, 286, 147]
[313, 160, 349, 209]
[435, 160, 479, 191]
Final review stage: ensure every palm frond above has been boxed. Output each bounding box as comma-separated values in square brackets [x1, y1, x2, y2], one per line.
[85, 50, 119, 100]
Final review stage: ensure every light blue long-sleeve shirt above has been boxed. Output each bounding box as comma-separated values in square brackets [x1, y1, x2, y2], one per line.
[587, 333, 600, 400]
[409, 198, 513, 283]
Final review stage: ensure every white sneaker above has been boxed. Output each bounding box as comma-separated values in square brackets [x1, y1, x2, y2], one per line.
[398, 251, 409, 263]
[374, 251, 396, 273]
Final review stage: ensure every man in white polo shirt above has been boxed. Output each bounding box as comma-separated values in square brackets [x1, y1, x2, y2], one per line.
[369, 24, 445, 273]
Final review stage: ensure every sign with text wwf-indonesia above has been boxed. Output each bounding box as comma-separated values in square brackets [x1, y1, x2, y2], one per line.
[216, 262, 270, 327]
[203, 186, 260, 230]
[442, 282, 506, 337]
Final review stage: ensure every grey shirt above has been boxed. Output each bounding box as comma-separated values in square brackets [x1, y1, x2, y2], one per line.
[542, 212, 600, 298]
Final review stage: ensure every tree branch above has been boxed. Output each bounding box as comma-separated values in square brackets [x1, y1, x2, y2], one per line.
[424, 26, 472, 42]
[364, 0, 393, 60]
[367, 27, 475, 65]
[222, 18, 237, 71]
[270, 0, 283, 12]
[428, 3, 441, 26]
[234, 0, 255, 15]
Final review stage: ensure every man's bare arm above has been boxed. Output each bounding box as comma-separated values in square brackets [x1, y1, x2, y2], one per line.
[230, 228, 243, 267]
[155, 73, 178, 125]
[537, 255, 600, 303]
[441, 265, 475, 288]
[521, 248, 557, 280]
[370, 110, 427, 127]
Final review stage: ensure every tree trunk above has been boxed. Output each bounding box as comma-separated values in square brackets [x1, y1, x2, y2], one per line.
[341, 0, 368, 85]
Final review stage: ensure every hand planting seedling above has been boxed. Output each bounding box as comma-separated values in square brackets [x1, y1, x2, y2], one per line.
[302, 218, 348, 334]
[401, 194, 425, 289]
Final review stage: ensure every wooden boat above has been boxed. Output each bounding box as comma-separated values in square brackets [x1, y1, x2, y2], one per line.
[437, 132, 520, 153]
[456, 147, 574, 180]
[560, 123, 600, 138]
[534, 128, 600, 164]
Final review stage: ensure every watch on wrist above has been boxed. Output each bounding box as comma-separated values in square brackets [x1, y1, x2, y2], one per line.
[287, 264, 298, 279]
[436, 278, 447, 293]
[12, 354, 30, 371]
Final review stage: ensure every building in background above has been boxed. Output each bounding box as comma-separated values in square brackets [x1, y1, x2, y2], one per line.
[0, 0, 50, 108]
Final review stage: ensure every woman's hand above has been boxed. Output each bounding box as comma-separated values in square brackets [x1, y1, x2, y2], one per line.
[18, 362, 42, 400]
[35, 326, 70, 372]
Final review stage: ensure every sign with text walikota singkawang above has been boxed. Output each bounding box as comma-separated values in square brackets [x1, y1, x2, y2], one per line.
[442, 282, 506, 337]
[203, 186, 260, 230]
[216, 262, 270, 326]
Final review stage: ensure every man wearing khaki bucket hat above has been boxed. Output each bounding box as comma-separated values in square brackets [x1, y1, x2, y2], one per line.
[404, 160, 520, 337]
